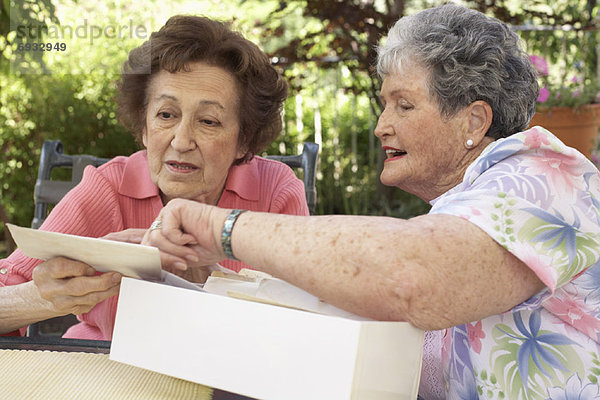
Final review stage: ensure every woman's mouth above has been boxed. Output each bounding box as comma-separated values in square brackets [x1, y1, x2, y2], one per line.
[165, 161, 199, 172]
[384, 147, 407, 160]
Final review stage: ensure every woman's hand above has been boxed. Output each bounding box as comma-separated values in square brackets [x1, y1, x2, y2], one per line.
[102, 227, 218, 283]
[32, 257, 121, 316]
[169, 263, 226, 284]
[142, 199, 228, 272]
[101, 228, 146, 244]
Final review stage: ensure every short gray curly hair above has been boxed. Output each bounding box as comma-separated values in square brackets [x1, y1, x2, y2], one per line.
[377, 4, 539, 139]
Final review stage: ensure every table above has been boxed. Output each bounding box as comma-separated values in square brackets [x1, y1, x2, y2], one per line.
[0, 336, 255, 400]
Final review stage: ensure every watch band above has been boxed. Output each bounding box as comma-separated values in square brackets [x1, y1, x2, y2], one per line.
[221, 209, 247, 260]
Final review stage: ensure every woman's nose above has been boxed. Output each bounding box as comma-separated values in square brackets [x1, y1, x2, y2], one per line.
[374, 107, 394, 139]
[170, 120, 196, 152]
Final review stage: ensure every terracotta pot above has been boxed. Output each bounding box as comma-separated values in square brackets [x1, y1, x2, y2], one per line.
[529, 104, 600, 157]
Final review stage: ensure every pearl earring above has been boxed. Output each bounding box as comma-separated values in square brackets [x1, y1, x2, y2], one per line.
[466, 139, 474, 148]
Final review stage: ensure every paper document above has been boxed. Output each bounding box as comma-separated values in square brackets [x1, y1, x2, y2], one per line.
[7, 223, 162, 280]
[204, 269, 370, 320]
[154, 270, 204, 292]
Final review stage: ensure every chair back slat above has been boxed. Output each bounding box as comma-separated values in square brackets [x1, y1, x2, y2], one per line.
[266, 142, 319, 214]
[32, 141, 109, 230]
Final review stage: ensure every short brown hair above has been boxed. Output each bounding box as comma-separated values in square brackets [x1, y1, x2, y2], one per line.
[116, 15, 288, 163]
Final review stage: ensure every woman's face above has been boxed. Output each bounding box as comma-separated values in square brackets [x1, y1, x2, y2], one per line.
[143, 62, 245, 205]
[375, 61, 471, 202]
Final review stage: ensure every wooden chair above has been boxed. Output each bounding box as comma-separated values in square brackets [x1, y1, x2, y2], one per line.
[27, 140, 319, 337]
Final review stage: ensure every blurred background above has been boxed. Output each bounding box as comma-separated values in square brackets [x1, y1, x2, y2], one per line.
[1, 0, 599, 255]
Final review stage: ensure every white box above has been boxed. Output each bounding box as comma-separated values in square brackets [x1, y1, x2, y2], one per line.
[110, 277, 424, 400]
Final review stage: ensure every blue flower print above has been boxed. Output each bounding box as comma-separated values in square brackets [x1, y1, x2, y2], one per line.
[447, 365, 479, 400]
[576, 260, 600, 306]
[476, 136, 524, 172]
[501, 312, 578, 390]
[546, 374, 600, 400]
[523, 207, 580, 264]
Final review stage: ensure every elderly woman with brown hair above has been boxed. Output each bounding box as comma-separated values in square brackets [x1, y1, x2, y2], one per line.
[0, 15, 308, 340]
[146, 5, 600, 399]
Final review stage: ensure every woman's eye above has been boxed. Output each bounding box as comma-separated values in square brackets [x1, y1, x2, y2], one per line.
[200, 119, 220, 126]
[397, 102, 414, 111]
[158, 112, 173, 119]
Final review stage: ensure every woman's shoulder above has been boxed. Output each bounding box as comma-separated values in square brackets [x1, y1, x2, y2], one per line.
[251, 155, 298, 179]
[96, 150, 145, 170]
[88, 150, 146, 182]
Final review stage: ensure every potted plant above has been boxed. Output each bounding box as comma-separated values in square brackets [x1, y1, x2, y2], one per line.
[528, 54, 600, 157]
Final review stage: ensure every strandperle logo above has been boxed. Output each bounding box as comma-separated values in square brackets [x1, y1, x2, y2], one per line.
[14, 19, 148, 45]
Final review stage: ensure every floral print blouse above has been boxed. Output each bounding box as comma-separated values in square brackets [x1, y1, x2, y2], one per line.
[428, 127, 600, 399]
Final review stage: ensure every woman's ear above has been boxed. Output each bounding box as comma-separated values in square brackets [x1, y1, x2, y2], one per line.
[236, 147, 248, 160]
[142, 127, 148, 148]
[465, 100, 493, 146]
[236, 135, 249, 159]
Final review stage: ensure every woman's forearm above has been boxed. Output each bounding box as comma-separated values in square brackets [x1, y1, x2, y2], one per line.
[230, 213, 406, 320]
[228, 211, 544, 329]
[0, 281, 57, 334]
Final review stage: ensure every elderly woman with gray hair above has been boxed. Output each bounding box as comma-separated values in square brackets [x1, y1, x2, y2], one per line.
[146, 4, 600, 399]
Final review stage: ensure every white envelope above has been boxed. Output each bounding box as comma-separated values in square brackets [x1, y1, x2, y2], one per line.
[7, 223, 161, 280]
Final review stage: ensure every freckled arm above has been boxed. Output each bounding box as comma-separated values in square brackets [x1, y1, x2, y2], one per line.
[228, 211, 544, 330]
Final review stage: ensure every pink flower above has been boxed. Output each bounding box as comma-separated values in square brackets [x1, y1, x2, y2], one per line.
[545, 294, 600, 340]
[470, 207, 481, 216]
[467, 321, 485, 354]
[537, 87, 550, 103]
[510, 242, 557, 290]
[530, 55, 549, 76]
[522, 149, 586, 201]
[523, 128, 551, 149]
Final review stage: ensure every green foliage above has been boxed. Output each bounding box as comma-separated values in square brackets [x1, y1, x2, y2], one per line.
[0, 74, 39, 227]
[530, 42, 600, 110]
[0, 65, 140, 229]
[460, 1, 600, 111]
[0, 0, 141, 235]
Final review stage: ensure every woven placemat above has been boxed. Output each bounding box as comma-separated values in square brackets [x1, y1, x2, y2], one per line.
[0, 349, 212, 399]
